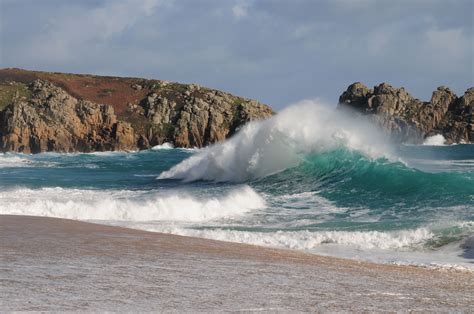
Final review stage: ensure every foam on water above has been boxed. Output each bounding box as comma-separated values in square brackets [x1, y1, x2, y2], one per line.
[152, 142, 175, 150]
[1, 101, 472, 271]
[423, 134, 446, 146]
[150, 226, 434, 250]
[0, 153, 31, 168]
[0, 186, 265, 222]
[121, 223, 474, 271]
[152, 142, 199, 152]
[159, 101, 395, 182]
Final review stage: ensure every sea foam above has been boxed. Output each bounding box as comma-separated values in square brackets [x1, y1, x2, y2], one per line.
[151, 142, 175, 150]
[0, 186, 265, 222]
[423, 134, 446, 146]
[137, 225, 434, 251]
[0, 153, 31, 168]
[159, 101, 395, 182]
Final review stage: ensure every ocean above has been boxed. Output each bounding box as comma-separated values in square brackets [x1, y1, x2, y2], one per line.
[1, 102, 473, 270]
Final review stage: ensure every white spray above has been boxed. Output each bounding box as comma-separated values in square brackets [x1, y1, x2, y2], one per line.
[0, 186, 265, 222]
[159, 100, 395, 182]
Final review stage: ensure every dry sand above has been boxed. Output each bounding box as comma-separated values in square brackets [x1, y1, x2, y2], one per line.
[1, 215, 473, 311]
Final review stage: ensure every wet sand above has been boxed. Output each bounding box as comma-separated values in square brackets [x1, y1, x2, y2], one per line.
[1, 215, 473, 311]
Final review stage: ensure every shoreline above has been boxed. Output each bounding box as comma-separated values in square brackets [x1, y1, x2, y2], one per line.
[1, 215, 473, 311]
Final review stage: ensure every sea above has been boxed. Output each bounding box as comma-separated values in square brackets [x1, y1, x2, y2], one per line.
[1, 102, 473, 270]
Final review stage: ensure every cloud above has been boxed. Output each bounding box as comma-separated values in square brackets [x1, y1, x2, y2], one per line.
[232, 1, 250, 19]
[1, 0, 472, 109]
[364, 20, 472, 74]
[28, 0, 166, 62]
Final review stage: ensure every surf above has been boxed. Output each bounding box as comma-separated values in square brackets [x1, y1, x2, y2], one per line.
[158, 100, 396, 182]
[0, 186, 265, 222]
[1, 100, 473, 271]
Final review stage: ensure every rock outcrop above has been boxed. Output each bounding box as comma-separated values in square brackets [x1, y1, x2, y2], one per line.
[338, 82, 474, 144]
[0, 72, 274, 153]
[2, 68, 470, 153]
[137, 83, 273, 148]
[0, 80, 136, 153]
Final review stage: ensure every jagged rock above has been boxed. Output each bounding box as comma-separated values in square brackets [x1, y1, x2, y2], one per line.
[437, 88, 474, 143]
[338, 82, 372, 109]
[0, 80, 136, 153]
[0, 74, 274, 153]
[137, 86, 273, 148]
[338, 82, 473, 144]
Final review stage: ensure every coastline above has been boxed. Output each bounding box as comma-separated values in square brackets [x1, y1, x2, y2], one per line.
[1, 215, 473, 311]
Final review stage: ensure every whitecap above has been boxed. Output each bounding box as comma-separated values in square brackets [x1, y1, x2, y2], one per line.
[151, 142, 175, 150]
[423, 134, 446, 146]
[0, 186, 265, 222]
[158, 101, 395, 182]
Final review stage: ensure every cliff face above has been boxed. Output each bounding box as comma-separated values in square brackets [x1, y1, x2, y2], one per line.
[338, 82, 474, 144]
[0, 80, 136, 153]
[1, 68, 471, 153]
[0, 69, 274, 153]
[136, 82, 273, 148]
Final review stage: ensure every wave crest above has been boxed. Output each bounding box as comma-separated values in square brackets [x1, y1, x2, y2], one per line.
[159, 101, 394, 182]
[0, 186, 265, 222]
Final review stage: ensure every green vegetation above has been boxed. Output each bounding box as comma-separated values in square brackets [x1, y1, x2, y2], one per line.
[168, 83, 188, 94]
[232, 97, 245, 107]
[0, 82, 31, 111]
[152, 122, 175, 137]
[98, 88, 115, 97]
[130, 121, 177, 142]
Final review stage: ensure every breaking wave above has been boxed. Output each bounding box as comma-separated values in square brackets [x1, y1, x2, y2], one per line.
[159, 101, 395, 182]
[423, 134, 446, 146]
[145, 226, 435, 250]
[0, 186, 265, 222]
[1, 99, 473, 270]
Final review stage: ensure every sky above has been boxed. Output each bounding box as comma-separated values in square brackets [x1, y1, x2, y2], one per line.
[0, 0, 472, 110]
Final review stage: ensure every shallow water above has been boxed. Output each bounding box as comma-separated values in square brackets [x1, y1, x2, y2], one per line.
[3, 216, 472, 312]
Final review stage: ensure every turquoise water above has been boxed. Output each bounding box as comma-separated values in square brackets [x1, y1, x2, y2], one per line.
[1, 103, 473, 269]
[1, 145, 473, 262]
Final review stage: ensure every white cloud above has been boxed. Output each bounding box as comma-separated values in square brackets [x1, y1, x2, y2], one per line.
[2, 0, 472, 108]
[232, 1, 250, 19]
[29, 0, 167, 62]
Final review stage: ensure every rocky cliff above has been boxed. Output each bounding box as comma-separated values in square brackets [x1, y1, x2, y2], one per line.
[132, 80, 273, 148]
[0, 80, 136, 153]
[1, 68, 472, 153]
[338, 82, 474, 144]
[0, 69, 273, 153]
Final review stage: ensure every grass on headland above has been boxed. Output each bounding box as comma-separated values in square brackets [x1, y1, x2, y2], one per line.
[0, 82, 31, 111]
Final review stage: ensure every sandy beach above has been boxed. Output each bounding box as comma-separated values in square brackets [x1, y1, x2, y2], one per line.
[1, 215, 472, 311]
